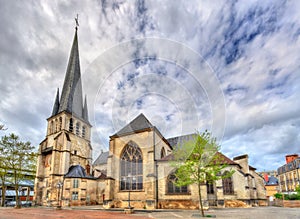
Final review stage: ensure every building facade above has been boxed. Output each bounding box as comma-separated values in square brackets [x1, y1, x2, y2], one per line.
[277, 154, 300, 193]
[34, 27, 266, 208]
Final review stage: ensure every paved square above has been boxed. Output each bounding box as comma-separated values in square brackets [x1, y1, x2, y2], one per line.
[0, 207, 299, 219]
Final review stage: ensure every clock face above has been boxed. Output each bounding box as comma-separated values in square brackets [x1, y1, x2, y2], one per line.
[45, 154, 52, 167]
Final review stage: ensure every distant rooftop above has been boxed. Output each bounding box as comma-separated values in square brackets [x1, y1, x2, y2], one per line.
[65, 165, 95, 179]
[266, 175, 278, 186]
[93, 151, 109, 166]
[167, 133, 196, 149]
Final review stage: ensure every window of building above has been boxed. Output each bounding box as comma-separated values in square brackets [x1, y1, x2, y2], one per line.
[252, 178, 256, 188]
[207, 182, 214, 194]
[82, 126, 86, 138]
[120, 141, 143, 191]
[222, 172, 234, 195]
[245, 177, 249, 187]
[76, 122, 80, 135]
[69, 118, 73, 132]
[55, 119, 58, 132]
[72, 192, 78, 200]
[73, 179, 79, 188]
[50, 121, 54, 134]
[167, 174, 188, 194]
[59, 117, 62, 130]
[161, 147, 166, 158]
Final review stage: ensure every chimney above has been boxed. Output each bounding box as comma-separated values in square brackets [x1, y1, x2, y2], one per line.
[233, 154, 249, 173]
[285, 154, 299, 164]
[264, 173, 269, 183]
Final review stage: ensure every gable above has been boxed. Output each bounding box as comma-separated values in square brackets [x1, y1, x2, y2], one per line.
[110, 113, 153, 138]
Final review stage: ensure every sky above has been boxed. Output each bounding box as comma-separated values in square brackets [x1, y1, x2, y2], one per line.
[0, 0, 300, 171]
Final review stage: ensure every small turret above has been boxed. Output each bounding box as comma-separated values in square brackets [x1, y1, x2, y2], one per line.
[51, 88, 60, 116]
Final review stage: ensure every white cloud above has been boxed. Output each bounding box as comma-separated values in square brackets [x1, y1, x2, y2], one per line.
[0, 0, 299, 171]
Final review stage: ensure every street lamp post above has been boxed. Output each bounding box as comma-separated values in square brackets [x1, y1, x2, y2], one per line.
[56, 182, 63, 209]
[127, 173, 132, 209]
[125, 173, 136, 212]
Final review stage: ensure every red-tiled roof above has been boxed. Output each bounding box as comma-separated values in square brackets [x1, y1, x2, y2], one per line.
[216, 152, 239, 165]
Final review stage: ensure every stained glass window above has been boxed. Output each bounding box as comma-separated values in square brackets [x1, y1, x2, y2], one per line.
[120, 141, 143, 191]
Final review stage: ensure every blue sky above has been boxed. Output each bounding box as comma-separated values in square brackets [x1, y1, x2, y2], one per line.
[0, 0, 299, 171]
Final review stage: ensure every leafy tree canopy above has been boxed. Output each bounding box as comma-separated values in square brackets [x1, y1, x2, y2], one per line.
[0, 133, 37, 207]
[171, 131, 234, 216]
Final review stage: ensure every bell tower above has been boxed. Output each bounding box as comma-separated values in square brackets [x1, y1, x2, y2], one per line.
[34, 25, 92, 206]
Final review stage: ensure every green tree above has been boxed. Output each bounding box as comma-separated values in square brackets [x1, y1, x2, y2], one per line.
[171, 131, 234, 217]
[0, 133, 37, 208]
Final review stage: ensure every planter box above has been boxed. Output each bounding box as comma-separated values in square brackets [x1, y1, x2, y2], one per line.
[275, 199, 300, 208]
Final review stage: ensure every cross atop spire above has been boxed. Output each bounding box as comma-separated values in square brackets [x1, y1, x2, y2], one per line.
[75, 14, 79, 30]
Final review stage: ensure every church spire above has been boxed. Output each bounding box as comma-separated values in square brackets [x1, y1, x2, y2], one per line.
[51, 88, 60, 116]
[58, 26, 84, 119]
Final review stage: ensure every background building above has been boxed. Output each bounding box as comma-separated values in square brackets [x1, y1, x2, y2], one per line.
[0, 171, 34, 206]
[277, 154, 300, 193]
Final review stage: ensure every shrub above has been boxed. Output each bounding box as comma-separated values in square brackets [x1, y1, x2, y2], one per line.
[274, 193, 282, 199]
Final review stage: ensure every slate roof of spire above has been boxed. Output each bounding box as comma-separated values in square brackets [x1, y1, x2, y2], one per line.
[111, 113, 153, 137]
[50, 28, 89, 123]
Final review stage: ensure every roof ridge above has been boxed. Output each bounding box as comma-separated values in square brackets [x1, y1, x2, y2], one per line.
[111, 113, 154, 137]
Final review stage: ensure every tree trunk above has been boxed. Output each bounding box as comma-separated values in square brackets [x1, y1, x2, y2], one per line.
[198, 183, 204, 217]
[1, 184, 6, 207]
[0, 174, 6, 207]
[14, 170, 20, 208]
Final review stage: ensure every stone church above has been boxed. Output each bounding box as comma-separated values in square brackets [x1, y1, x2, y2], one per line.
[34, 27, 266, 209]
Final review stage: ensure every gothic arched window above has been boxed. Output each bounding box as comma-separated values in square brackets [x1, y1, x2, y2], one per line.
[120, 141, 143, 191]
[55, 119, 58, 132]
[59, 117, 62, 130]
[167, 173, 188, 194]
[69, 118, 73, 132]
[222, 171, 234, 195]
[50, 121, 54, 134]
[161, 147, 166, 158]
[76, 122, 80, 135]
[82, 126, 86, 138]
